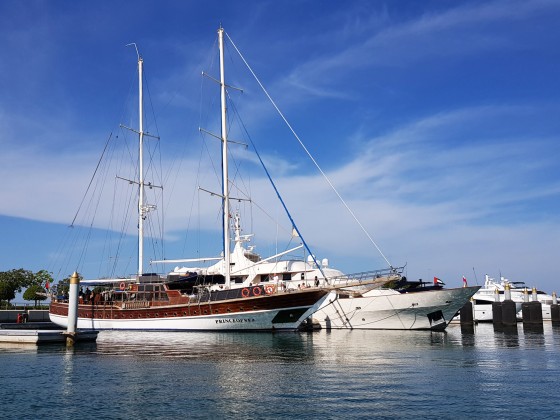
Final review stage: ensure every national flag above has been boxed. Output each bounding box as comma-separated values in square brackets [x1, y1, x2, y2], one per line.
[434, 277, 445, 285]
[462, 276, 467, 287]
[45, 280, 50, 290]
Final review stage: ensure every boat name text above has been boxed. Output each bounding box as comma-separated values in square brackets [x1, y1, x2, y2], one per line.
[215, 318, 256, 324]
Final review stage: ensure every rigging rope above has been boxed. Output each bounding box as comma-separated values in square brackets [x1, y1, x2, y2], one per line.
[225, 31, 393, 270]
[234, 105, 327, 280]
[70, 132, 113, 227]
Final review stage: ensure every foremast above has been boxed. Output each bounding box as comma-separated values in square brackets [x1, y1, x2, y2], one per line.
[121, 44, 161, 277]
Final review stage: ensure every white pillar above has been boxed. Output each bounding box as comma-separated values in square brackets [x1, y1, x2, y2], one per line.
[67, 272, 80, 343]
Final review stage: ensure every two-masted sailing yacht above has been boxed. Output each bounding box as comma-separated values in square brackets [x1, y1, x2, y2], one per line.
[49, 28, 339, 331]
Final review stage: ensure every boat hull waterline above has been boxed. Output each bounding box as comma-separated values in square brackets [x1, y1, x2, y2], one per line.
[314, 286, 480, 331]
[50, 289, 329, 331]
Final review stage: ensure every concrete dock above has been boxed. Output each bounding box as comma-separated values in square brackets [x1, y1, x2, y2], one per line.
[0, 328, 98, 344]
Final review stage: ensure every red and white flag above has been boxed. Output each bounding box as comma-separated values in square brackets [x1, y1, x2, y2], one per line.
[462, 276, 467, 286]
[434, 277, 444, 285]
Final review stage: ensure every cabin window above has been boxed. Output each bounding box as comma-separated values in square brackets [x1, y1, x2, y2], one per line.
[282, 273, 291, 281]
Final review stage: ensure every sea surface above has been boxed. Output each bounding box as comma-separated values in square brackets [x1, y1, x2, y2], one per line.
[1, 323, 559, 419]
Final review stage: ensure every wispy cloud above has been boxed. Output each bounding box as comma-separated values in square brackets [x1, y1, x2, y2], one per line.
[279, 0, 560, 100]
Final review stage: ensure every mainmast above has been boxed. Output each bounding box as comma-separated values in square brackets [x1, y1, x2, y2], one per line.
[218, 27, 231, 288]
[137, 54, 145, 276]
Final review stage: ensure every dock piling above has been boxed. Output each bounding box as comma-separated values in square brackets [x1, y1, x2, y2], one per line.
[551, 292, 560, 324]
[501, 283, 517, 326]
[66, 271, 80, 346]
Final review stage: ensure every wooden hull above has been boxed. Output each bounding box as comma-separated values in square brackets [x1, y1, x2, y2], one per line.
[50, 288, 328, 331]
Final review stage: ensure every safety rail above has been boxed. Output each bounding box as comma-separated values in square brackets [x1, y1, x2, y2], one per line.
[328, 266, 404, 286]
[122, 301, 150, 309]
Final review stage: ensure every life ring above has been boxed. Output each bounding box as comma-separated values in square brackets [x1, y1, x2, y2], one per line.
[252, 286, 262, 296]
[265, 284, 276, 295]
[119, 282, 126, 291]
[241, 288, 250, 298]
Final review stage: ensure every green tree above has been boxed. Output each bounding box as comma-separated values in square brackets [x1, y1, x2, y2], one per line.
[0, 269, 34, 307]
[23, 284, 47, 307]
[33, 270, 54, 288]
[54, 273, 83, 298]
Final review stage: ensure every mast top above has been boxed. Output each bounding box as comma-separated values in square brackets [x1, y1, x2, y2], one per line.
[126, 42, 141, 61]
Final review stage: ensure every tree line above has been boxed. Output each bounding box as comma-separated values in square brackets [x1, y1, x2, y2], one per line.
[0, 268, 54, 308]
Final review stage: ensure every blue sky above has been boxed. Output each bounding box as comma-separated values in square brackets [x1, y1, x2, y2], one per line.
[1, 0, 559, 295]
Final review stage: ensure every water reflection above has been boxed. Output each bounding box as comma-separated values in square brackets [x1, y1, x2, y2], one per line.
[493, 324, 519, 348]
[522, 323, 544, 335]
[61, 349, 74, 397]
[522, 324, 546, 348]
[2, 325, 560, 419]
[460, 325, 476, 347]
[551, 323, 560, 336]
[1, 323, 557, 358]
[95, 330, 315, 362]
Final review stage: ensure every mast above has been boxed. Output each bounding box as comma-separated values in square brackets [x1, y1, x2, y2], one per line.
[120, 44, 161, 276]
[138, 55, 145, 276]
[218, 27, 231, 288]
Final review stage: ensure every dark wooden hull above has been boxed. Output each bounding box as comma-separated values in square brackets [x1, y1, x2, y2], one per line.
[49, 288, 328, 331]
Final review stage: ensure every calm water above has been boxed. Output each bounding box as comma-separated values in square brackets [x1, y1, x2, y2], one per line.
[1, 323, 559, 419]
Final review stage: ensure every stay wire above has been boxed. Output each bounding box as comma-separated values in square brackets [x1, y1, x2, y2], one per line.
[225, 30, 393, 269]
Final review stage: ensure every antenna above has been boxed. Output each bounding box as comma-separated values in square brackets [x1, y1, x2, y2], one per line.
[472, 267, 479, 285]
[126, 42, 140, 60]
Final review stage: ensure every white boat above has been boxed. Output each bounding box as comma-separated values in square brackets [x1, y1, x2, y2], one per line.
[470, 275, 553, 321]
[49, 27, 393, 331]
[313, 283, 480, 331]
